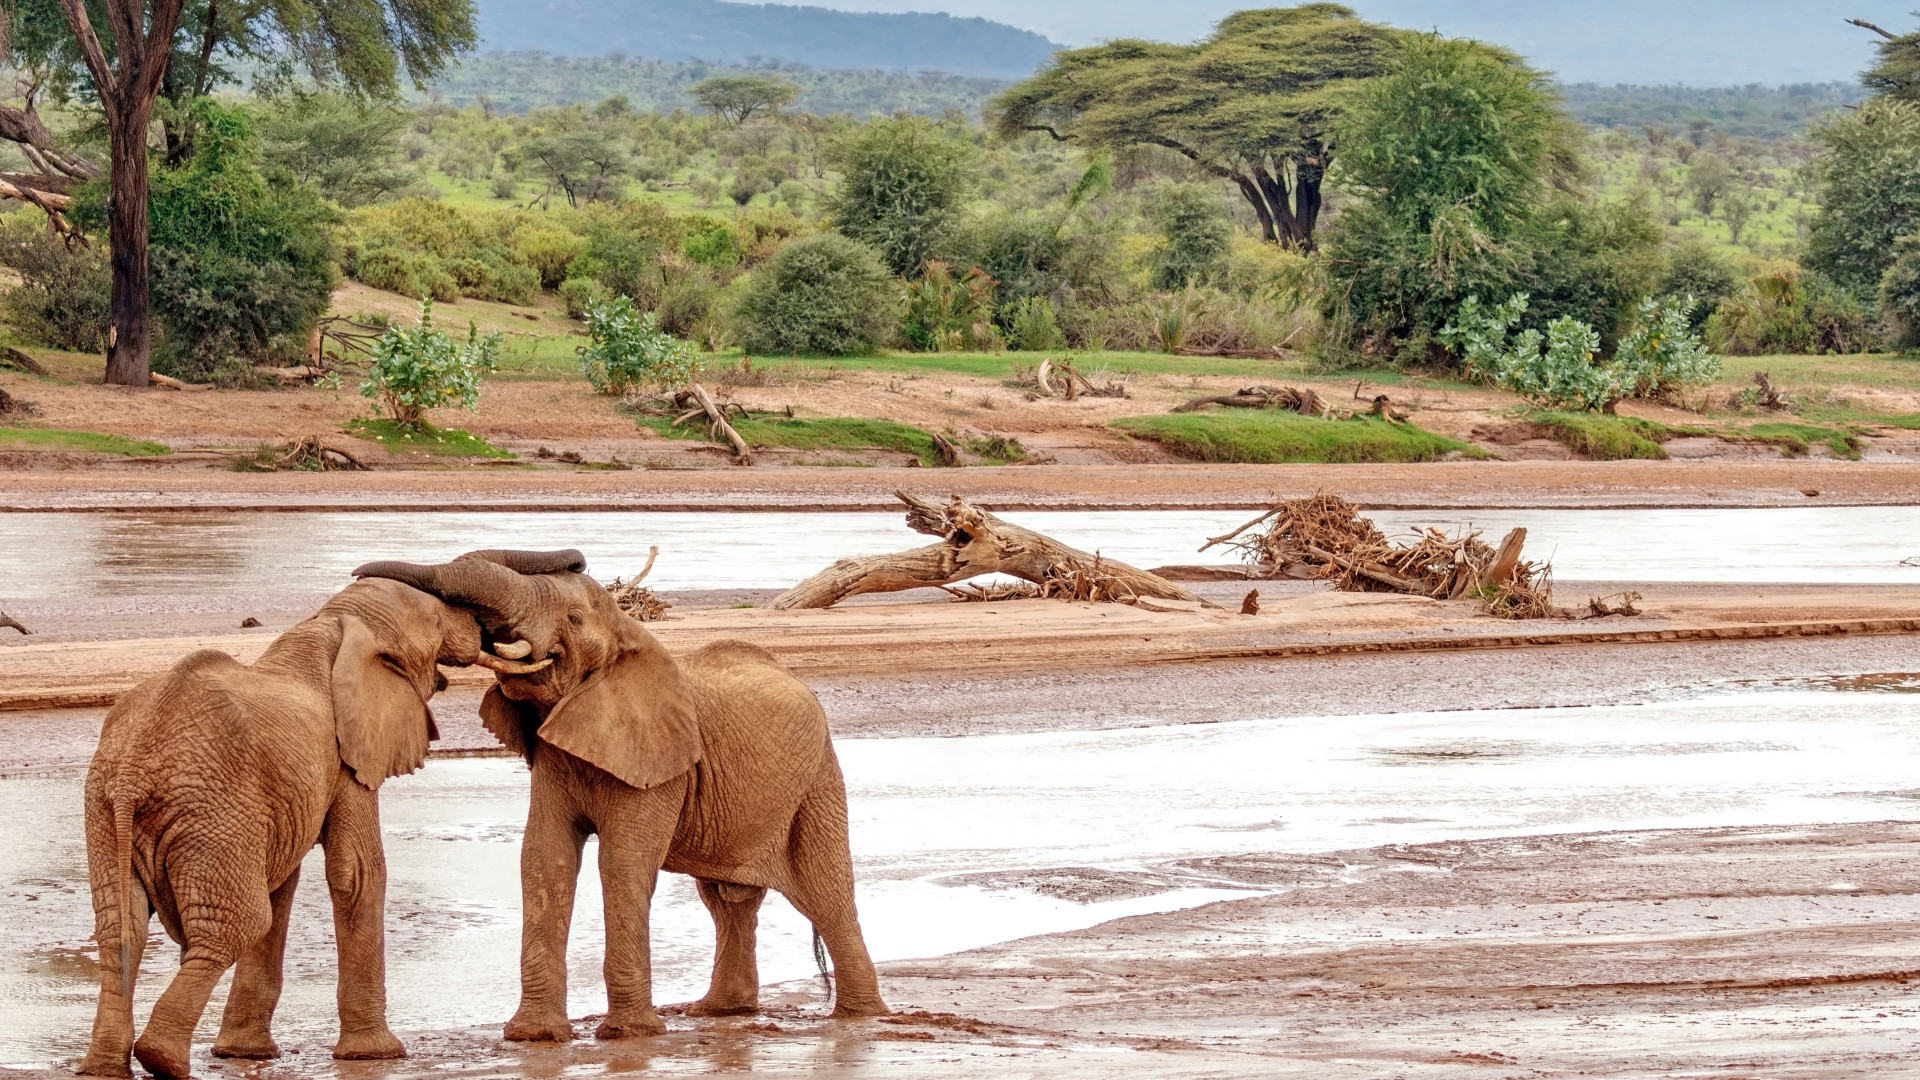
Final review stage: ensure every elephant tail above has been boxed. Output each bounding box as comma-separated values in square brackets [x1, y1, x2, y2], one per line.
[109, 791, 138, 1005]
[812, 928, 834, 1001]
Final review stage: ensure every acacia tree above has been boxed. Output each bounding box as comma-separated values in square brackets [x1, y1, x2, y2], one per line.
[990, 4, 1400, 250]
[3, 0, 474, 385]
[692, 75, 799, 127]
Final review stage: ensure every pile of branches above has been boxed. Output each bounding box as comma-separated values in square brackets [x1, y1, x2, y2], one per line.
[943, 556, 1138, 603]
[1009, 357, 1129, 399]
[1201, 493, 1555, 619]
[605, 546, 671, 622]
[1173, 385, 1412, 423]
[236, 436, 367, 471]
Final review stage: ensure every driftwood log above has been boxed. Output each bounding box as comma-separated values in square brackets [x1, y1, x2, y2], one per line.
[1174, 384, 1331, 416]
[686, 382, 752, 464]
[771, 492, 1206, 610]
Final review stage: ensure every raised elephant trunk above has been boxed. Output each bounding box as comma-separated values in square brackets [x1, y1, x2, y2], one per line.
[351, 551, 581, 673]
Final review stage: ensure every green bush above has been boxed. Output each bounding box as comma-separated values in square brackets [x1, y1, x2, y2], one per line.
[1005, 296, 1066, 351]
[360, 298, 501, 426]
[1149, 183, 1232, 290]
[1704, 265, 1879, 355]
[577, 296, 698, 395]
[1442, 293, 1718, 411]
[0, 214, 110, 352]
[827, 115, 977, 276]
[558, 278, 609, 319]
[343, 198, 537, 305]
[733, 233, 897, 355]
[1524, 411, 1681, 460]
[1659, 240, 1741, 333]
[1113, 412, 1476, 464]
[902, 261, 997, 351]
[514, 226, 587, 290]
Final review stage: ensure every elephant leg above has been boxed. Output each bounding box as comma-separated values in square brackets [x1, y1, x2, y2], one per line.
[78, 882, 151, 1078]
[322, 777, 406, 1060]
[505, 765, 589, 1042]
[592, 780, 683, 1040]
[134, 874, 272, 1079]
[687, 879, 766, 1017]
[781, 779, 888, 1018]
[211, 871, 300, 1059]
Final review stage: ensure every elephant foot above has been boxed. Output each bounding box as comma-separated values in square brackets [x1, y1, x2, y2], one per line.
[210, 1033, 280, 1060]
[74, 1049, 133, 1078]
[595, 1008, 667, 1040]
[503, 1011, 575, 1042]
[831, 996, 891, 1019]
[131, 1035, 191, 1080]
[686, 996, 758, 1018]
[332, 1027, 405, 1061]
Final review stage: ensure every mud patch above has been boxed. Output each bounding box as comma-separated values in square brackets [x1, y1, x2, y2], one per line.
[939, 866, 1219, 903]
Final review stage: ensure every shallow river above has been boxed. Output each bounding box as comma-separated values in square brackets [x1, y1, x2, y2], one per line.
[4, 505, 1920, 599]
[4, 678, 1919, 1067]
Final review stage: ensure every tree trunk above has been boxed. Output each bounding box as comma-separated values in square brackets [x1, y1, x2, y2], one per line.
[104, 109, 154, 387]
[771, 492, 1206, 610]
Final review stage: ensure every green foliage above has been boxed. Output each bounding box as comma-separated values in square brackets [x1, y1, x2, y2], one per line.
[1862, 18, 1920, 103]
[0, 427, 172, 456]
[903, 262, 999, 351]
[1113, 411, 1477, 464]
[1805, 99, 1920, 297]
[344, 199, 540, 304]
[558, 278, 609, 318]
[1659, 240, 1741, 333]
[360, 298, 502, 426]
[1878, 238, 1920, 347]
[1704, 265, 1878, 355]
[992, 4, 1401, 248]
[1149, 184, 1232, 290]
[1523, 411, 1680, 460]
[577, 296, 699, 395]
[633, 412, 947, 464]
[1557, 82, 1862, 140]
[1441, 293, 1718, 411]
[1005, 296, 1066, 351]
[733, 233, 898, 355]
[827, 115, 978, 276]
[507, 111, 631, 207]
[692, 76, 801, 126]
[73, 99, 339, 379]
[0, 215, 110, 352]
[253, 92, 414, 207]
[344, 418, 514, 457]
[515, 227, 588, 290]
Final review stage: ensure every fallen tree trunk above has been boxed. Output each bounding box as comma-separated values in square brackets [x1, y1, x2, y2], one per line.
[687, 381, 752, 464]
[772, 491, 1207, 610]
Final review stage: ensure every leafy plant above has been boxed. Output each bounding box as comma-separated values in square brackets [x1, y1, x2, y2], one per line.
[903, 261, 998, 351]
[1005, 296, 1066, 351]
[558, 278, 609, 319]
[733, 233, 898, 356]
[1441, 293, 1718, 412]
[0, 215, 110, 352]
[577, 296, 699, 395]
[826, 115, 977, 276]
[360, 298, 501, 426]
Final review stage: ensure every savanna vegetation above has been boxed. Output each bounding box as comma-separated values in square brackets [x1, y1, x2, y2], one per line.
[3, 3, 1919, 464]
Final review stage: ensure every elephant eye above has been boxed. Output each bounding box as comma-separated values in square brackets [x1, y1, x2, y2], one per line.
[568, 611, 584, 627]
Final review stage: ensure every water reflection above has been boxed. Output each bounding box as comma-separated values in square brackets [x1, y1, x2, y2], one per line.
[2, 505, 1918, 600]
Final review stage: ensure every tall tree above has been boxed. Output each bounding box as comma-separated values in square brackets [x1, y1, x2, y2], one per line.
[692, 75, 799, 127]
[827, 115, 977, 276]
[6, 0, 475, 384]
[1852, 16, 1920, 102]
[990, 4, 1400, 250]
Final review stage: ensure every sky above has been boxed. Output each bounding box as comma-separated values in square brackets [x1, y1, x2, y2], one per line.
[790, 0, 1916, 85]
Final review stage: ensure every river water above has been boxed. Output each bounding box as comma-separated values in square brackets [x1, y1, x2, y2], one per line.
[2, 505, 1919, 599]
[4, 679, 1919, 1068]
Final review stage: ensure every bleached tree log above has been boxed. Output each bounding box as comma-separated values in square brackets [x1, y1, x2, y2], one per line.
[771, 491, 1206, 609]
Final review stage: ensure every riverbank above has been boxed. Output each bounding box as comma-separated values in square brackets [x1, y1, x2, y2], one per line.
[5, 458, 1920, 511]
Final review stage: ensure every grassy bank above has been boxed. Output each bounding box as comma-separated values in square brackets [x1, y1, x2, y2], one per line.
[344, 419, 514, 457]
[1112, 411, 1480, 464]
[631, 412, 1023, 466]
[0, 427, 171, 456]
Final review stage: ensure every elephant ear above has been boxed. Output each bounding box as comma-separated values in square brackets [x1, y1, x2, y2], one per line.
[480, 684, 538, 764]
[331, 614, 432, 790]
[537, 638, 700, 790]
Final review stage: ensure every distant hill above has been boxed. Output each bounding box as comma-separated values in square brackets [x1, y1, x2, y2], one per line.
[474, 0, 1060, 79]
[428, 55, 1010, 117]
[1558, 83, 1864, 141]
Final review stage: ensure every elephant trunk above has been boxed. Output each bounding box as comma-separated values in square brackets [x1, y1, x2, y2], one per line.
[351, 556, 532, 630]
[458, 548, 587, 575]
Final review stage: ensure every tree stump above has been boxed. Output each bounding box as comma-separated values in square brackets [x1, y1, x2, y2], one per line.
[771, 492, 1207, 610]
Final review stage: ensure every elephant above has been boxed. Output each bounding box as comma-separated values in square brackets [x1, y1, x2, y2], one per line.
[78, 574, 488, 1078]
[352, 548, 887, 1041]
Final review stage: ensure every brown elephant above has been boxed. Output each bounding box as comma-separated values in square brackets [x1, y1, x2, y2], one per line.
[78, 573, 496, 1078]
[352, 549, 887, 1041]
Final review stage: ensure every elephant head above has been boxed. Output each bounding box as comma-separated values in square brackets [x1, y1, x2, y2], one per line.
[349, 550, 700, 790]
[316, 576, 487, 790]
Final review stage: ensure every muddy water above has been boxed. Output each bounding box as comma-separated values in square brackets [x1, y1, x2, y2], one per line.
[4, 681, 1920, 1069]
[2, 506, 1918, 600]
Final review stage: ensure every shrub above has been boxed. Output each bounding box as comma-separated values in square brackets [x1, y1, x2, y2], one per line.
[0, 215, 110, 352]
[1441, 293, 1718, 411]
[1877, 237, 1920, 348]
[1113, 412, 1475, 464]
[1659, 240, 1740, 333]
[902, 261, 998, 351]
[1005, 296, 1066, 351]
[514, 226, 587, 290]
[558, 278, 609, 319]
[827, 115, 977, 276]
[343, 199, 538, 305]
[1703, 264, 1879, 355]
[360, 298, 501, 426]
[1149, 183, 1232, 290]
[577, 296, 699, 395]
[733, 233, 897, 355]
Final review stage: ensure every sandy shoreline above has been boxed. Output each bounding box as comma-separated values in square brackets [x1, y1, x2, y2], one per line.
[5, 458, 1920, 511]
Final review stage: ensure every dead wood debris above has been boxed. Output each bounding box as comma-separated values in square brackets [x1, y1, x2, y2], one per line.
[240, 617, 262, 628]
[1240, 589, 1261, 615]
[1200, 493, 1556, 619]
[1171, 385, 1410, 423]
[1, 346, 48, 375]
[1587, 592, 1643, 617]
[1750, 371, 1791, 410]
[260, 436, 367, 471]
[1009, 357, 1129, 398]
[0, 611, 30, 635]
[0, 387, 35, 417]
[605, 545, 671, 622]
[774, 492, 1204, 610]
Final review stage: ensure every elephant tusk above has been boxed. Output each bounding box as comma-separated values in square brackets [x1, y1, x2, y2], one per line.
[473, 652, 553, 675]
[492, 639, 533, 659]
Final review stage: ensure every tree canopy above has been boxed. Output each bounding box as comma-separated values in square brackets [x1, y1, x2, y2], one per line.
[826, 115, 978, 276]
[990, 4, 1401, 249]
[692, 75, 800, 127]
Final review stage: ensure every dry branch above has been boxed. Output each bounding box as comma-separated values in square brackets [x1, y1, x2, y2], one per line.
[606, 546, 671, 622]
[1201, 493, 1556, 618]
[930, 432, 965, 467]
[1, 347, 47, 375]
[772, 492, 1207, 610]
[274, 436, 367, 471]
[0, 612, 31, 635]
[687, 382, 753, 464]
[1173, 384, 1332, 417]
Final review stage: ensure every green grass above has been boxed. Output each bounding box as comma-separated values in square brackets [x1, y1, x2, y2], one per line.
[1741, 421, 1866, 460]
[344, 418, 514, 457]
[1525, 411, 1709, 461]
[1111, 411, 1482, 464]
[0, 427, 171, 456]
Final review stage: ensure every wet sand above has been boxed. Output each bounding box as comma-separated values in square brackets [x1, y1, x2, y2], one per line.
[5, 458, 1920, 511]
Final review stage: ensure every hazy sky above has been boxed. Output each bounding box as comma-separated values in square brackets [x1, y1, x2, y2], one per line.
[795, 1, 1914, 85]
